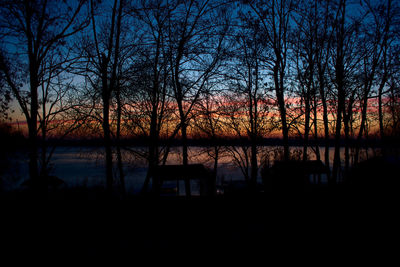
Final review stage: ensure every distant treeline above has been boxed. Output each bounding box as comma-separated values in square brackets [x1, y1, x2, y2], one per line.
[23, 135, 399, 149]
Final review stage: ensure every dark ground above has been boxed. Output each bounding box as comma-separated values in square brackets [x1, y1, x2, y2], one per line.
[1, 155, 399, 264]
[1, 190, 398, 265]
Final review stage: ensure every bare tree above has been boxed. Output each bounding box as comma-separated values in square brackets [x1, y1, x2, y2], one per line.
[351, 0, 394, 163]
[126, 0, 178, 193]
[374, 0, 399, 154]
[246, 0, 295, 161]
[78, 0, 125, 194]
[224, 17, 272, 188]
[0, 0, 89, 191]
[166, 0, 229, 171]
[292, 0, 319, 161]
[315, 0, 335, 173]
[330, 0, 364, 181]
[36, 54, 91, 177]
[192, 82, 227, 182]
[331, 0, 347, 182]
[386, 70, 400, 139]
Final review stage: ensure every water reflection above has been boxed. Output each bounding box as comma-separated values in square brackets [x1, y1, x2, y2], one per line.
[2, 146, 378, 194]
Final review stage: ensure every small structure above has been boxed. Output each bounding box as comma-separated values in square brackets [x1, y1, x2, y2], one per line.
[261, 160, 329, 191]
[151, 164, 215, 197]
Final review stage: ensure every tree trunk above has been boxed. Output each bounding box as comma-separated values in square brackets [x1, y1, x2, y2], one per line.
[181, 120, 188, 166]
[142, 103, 159, 194]
[102, 93, 113, 195]
[343, 106, 350, 173]
[281, 109, 289, 161]
[343, 93, 354, 173]
[28, 68, 40, 192]
[116, 145, 124, 196]
[116, 85, 125, 197]
[213, 145, 219, 179]
[318, 70, 330, 177]
[332, 94, 344, 184]
[250, 139, 258, 189]
[274, 66, 289, 161]
[313, 92, 321, 161]
[41, 118, 47, 177]
[378, 75, 386, 154]
[332, 1, 346, 184]
[354, 89, 369, 164]
[303, 92, 311, 161]
[181, 119, 191, 197]
[114, 0, 125, 197]
[28, 119, 39, 183]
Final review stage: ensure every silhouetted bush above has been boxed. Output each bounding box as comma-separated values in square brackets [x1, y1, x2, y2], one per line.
[262, 160, 310, 192]
[261, 160, 329, 193]
[0, 122, 25, 151]
[345, 156, 400, 194]
[0, 122, 25, 190]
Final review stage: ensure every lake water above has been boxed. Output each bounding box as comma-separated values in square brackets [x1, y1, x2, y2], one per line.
[1, 145, 377, 194]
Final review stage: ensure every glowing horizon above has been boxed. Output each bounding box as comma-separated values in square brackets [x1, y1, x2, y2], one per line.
[5, 94, 391, 140]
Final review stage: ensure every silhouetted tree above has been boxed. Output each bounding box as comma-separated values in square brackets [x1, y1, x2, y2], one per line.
[292, 0, 319, 161]
[315, 0, 335, 173]
[246, 0, 295, 161]
[0, 0, 89, 192]
[330, 0, 367, 180]
[331, 0, 348, 182]
[352, 0, 396, 164]
[192, 86, 226, 180]
[223, 16, 272, 188]
[166, 0, 229, 169]
[36, 61, 91, 177]
[78, 0, 126, 194]
[123, 0, 176, 193]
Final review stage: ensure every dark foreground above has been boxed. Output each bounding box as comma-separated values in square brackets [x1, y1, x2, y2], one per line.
[1, 189, 399, 265]
[2, 156, 399, 264]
